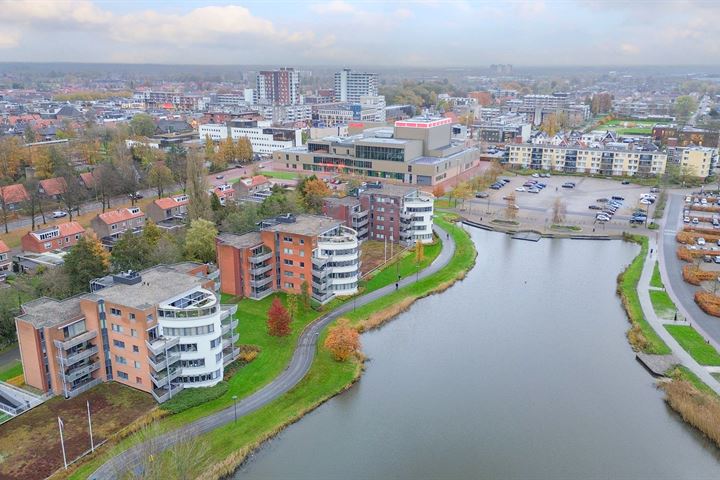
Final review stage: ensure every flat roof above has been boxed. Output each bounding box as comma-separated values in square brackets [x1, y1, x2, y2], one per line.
[324, 196, 361, 207]
[17, 296, 84, 328]
[216, 231, 263, 249]
[86, 265, 205, 310]
[410, 147, 479, 165]
[360, 183, 418, 198]
[263, 214, 340, 236]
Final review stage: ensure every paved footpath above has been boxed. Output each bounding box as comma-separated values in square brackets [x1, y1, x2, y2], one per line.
[639, 236, 720, 396]
[89, 224, 457, 479]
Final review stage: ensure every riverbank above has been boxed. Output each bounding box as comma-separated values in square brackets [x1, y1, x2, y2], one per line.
[64, 217, 475, 479]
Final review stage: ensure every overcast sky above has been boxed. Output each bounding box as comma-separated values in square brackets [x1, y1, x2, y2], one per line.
[0, 0, 718, 66]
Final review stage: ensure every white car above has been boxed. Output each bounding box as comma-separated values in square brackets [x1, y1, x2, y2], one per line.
[698, 237, 706, 246]
[686, 196, 692, 203]
[692, 218, 699, 225]
[531, 173, 539, 178]
[596, 214, 611, 222]
[51, 211, 68, 218]
[684, 216, 690, 223]
[640, 199, 652, 205]
[515, 187, 526, 192]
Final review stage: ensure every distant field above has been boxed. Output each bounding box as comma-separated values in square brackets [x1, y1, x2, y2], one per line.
[603, 119, 657, 127]
[615, 128, 653, 135]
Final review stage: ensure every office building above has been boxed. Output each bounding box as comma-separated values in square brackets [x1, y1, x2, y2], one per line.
[15, 263, 238, 402]
[199, 120, 303, 155]
[274, 116, 480, 186]
[216, 214, 360, 304]
[255, 68, 300, 105]
[334, 69, 378, 103]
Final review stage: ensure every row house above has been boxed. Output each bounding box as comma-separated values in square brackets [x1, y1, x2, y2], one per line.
[20, 221, 85, 253]
[0, 240, 10, 280]
[147, 194, 189, 228]
[1, 183, 30, 211]
[91, 207, 146, 248]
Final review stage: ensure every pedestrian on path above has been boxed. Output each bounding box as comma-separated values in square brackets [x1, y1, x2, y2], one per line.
[395, 282, 398, 290]
[650, 248, 654, 255]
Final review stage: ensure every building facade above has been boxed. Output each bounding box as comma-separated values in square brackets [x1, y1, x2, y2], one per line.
[20, 221, 85, 253]
[216, 214, 360, 304]
[15, 263, 238, 403]
[678, 146, 718, 178]
[334, 69, 378, 103]
[0, 240, 10, 279]
[199, 120, 303, 155]
[255, 68, 300, 105]
[505, 144, 667, 177]
[91, 207, 146, 245]
[274, 116, 480, 186]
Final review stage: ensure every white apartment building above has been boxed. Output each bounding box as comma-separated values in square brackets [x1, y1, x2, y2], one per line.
[312, 225, 361, 302]
[334, 69, 378, 103]
[199, 121, 303, 155]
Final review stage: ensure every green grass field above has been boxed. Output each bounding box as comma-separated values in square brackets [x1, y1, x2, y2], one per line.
[0, 361, 22, 382]
[259, 171, 301, 180]
[665, 325, 720, 366]
[649, 289, 676, 320]
[602, 119, 656, 127]
[668, 365, 720, 398]
[650, 262, 664, 289]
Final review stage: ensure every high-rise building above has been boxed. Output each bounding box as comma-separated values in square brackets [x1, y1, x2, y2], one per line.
[334, 68, 378, 103]
[14, 263, 239, 403]
[255, 68, 300, 105]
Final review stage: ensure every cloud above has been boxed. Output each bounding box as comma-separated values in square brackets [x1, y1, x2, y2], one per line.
[0, 0, 111, 27]
[0, 30, 19, 49]
[620, 43, 640, 55]
[310, 1, 357, 15]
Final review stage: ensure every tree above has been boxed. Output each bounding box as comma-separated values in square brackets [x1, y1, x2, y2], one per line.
[674, 95, 698, 122]
[590, 92, 613, 115]
[129, 113, 156, 137]
[415, 240, 424, 263]
[111, 231, 150, 272]
[56, 168, 86, 222]
[166, 144, 188, 192]
[63, 236, 111, 293]
[0, 137, 25, 233]
[147, 163, 174, 198]
[298, 176, 331, 213]
[22, 177, 45, 231]
[267, 297, 291, 337]
[552, 197, 566, 224]
[215, 137, 234, 171]
[210, 192, 222, 212]
[286, 293, 299, 321]
[540, 113, 561, 136]
[94, 161, 120, 212]
[149, 235, 183, 265]
[186, 152, 212, 221]
[223, 202, 260, 234]
[184, 219, 218, 263]
[235, 137, 253, 163]
[453, 181, 472, 210]
[204, 134, 215, 162]
[505, 192, 518, 220]
[24, 124, 37, 143]
[432, 184, 445, 199]
[300, 281, 311, 311]
[142, 220, 163, 248]
[324, 319, 360, 361]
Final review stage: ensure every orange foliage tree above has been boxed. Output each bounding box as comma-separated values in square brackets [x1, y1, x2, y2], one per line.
[432, 184, 445, 199]
[267, 297, 292, 337]
[324, 319, 361, 361]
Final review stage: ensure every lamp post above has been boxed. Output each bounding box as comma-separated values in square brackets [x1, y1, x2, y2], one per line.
[232, 395, 238, 423]
[415, 263, 420, 283]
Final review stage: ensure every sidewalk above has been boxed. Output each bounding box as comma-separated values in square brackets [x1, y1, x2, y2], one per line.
[638, 237, 720, 395]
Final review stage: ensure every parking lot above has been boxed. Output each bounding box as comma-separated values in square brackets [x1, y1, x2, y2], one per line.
[467, 173, 661, 230]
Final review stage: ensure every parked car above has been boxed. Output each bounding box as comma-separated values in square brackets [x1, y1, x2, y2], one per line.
[621, 180, 630, 185]
[611, 195, 625, 201]
[685, 196, 692, 202]
[650, 187, 660, 193]
[215, 175, 224, 179]
[640, 199, 652, 205]
[715, 256, 720, 264]
[536, 183, 547, 188]
[596, 214, 611, 222]
[562, 182, 575, 188]
[693, 218, 700, 224]
[490, 184, 501, 190]
[528, 188, 540, 193]
[531, 173, 540, 178]
[128, 192, 144, 200]
[629, 218, 645, 224]
[589, 205, 602, 210]
[698, 237, 707, 246]
[705, 255, 713, 263]
[501, 179, 511, 184]
[597, 198, 609, 203]
[475, 192, 489, 198]
[684, 216, 691, 223]
[51, 210, 68, 218]
[515, 187, 526, 192]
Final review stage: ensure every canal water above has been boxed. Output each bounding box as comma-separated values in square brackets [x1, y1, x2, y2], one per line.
[236, 228, 720, 479]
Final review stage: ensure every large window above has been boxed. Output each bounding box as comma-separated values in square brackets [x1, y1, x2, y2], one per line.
[163, 324, 215, 336]
[356, 145, 404, 162]
[62, 320, 86, 340]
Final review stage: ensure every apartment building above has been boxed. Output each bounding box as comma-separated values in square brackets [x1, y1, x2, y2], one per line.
[274, 116, 480, 186]
[147, 194, 189, 224]
[678, 146, 718, 178]
[234, 175, 271, 197]
[216, 214, 360, 304]
[20, 221, 85, 253]
[360, 184, 434, 244]
[505, 144, 667, 177]
[15, 263, 238, 403]
[313, 95, 386, 127]
[0, 240, 10, 279]
[132, 91, 204, 111]
[334, 69, 378, 103]
[255, 68, 299, 105]
[322, 197, 370, 241]
[199, 120, 303, 155]
[91, 207, 146, 248]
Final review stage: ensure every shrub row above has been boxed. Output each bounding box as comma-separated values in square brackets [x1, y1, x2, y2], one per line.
[695, 291, 720, 318]
[683, 265, 720, 285]
[676, 247, 720, 262]
[161, 381, 230, 415]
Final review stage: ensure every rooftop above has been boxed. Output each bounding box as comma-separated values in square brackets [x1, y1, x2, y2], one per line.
[154, 194, 189, 210]
[263, 214, 341, 237]
[216, 231, 263, 249]
[17, 296, 84, 329]
[359, 183, 419, 198]
[97, 207, 145, 225]
[0, 240, 8, 254]
[324, 196, 361, 207]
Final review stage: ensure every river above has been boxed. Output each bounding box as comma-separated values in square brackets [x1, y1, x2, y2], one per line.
[235, 228, 720, 479]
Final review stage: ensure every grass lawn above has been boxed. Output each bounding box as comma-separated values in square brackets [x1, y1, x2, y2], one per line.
[649, 289, 676, 320]
[66, 216, 477, 480]
[650, 262, 665, 289]
[0, 360, 22, 381]
[362, 240, 441, 293]
[617, 234, 671, 354]
[665, 325, 720, 366]
[259, 171, 300, 180]
[0, 382, 156, 480]
[615, 128, 653, 135]
[603, 119, 656, 127]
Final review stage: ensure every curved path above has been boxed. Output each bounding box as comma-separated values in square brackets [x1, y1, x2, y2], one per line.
[90, 224, 457, 479]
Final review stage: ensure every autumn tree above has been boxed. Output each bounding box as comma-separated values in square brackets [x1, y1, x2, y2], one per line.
[22, 177, 45, 230]
[324, 319, 361, 361]
[63, 235, 111, 294]
[166, 144, 188, 192]
[267, 297, 291, 337]
[56, 167, 86, 221]
[453, 181, 473, 210]
[142, 220, 163, 248]
[286, 293, 299, 321]
[94, 161, 120, 212]
[505, 192, 518, 220]
[129, 113, 156, 137]
[298, 176, 331, 213]
[432, 184, 445, 199]
[215, 137, 234, 171]
[552, 197, 566, 224]
[590, 92, 613, 115]
[204, 134, 215, 163]
[186, 151, 212, 221]
[111, 231, 150, 272]
[184, 218, 218, 263]
[235, 137, 253, 163]
[300, 281, 311, 311]
[0, 137, 25, 233]
[147, 163, 174, 198]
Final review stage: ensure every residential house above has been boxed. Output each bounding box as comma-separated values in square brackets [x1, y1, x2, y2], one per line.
[0, 240, 10, 280]
[91, 207, 146, 247]
[0, 183, 29, 211]
[79, 171, 97, 190]
[39, 177, 67, 200]
[20, 221, 85, 254]
[212, 184, 235, 206]
[234, 176, 271, 197]
[147, 194, 189, 229]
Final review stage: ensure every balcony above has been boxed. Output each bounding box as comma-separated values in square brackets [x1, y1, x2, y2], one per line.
[250, 275, 273, 288]
[249, 249, 273, 264]
[63, 361, 101, 384]
[250, 288, 273, 300]
[148, 352, 181, 373]
[146, 336, 180, 356]
[223, 347, 240, 366]
[312, 290, 334, 303]
[352, 216, 369, 228]
[220, 304, 238, 320]
[222, 333, 239, 348]
[66, 377, 103, 398]
[58, 345, 99, 367]
[250, 263, 273, 276]
[207, 269, 220, 281]
[152, 383, 184, 403]
[54, 330, 97, 351]
[151, 367, 182, 389]
[221, 318, 239, 334]
[312, 256, 328, 268]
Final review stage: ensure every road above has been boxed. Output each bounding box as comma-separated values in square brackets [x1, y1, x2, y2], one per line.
[89, 223, 457, 479]
[660, 193, 720, 347]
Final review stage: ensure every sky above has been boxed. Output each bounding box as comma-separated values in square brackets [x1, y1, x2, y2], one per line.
[0, 0, 718, 66]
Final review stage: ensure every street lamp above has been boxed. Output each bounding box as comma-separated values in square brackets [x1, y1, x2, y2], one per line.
[415, 263, 420, 283]
[232, 395, 238, 423]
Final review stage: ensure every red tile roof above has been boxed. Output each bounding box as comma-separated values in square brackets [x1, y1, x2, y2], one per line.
[97, 207, 145, 225]
[154, 194, 189, 210]
[58, 221, 85, 237]
[80, 172, 96, 189]
[39, 177, 67, 196]
[214, 186, 235, 198]
[1, 183, 29, 204]
[238, 175, 269, 188]
[0, 240, 9, 254]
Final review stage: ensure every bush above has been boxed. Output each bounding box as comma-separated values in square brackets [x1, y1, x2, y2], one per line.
[161, 381, 229, 414]
[662, 373, 720, 449]
[683, 265, 720, 285]
[695, 291, 720, 318]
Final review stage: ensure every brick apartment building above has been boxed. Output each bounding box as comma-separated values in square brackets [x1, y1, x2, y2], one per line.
[20, 221, 85, 253]
[322, 183, 435, 245]
[15, 263, 238, 403]
[216, 214, 360, 303]
[0, 240, 10, 279]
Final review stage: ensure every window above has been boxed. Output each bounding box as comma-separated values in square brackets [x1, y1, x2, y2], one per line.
[115, 355, 127, 365]
[117, 371, 128, 380]
[300, 273, 305, 280]
[129, 313, 136, 321]
[131, 329, 138, 338]
[283, 259, 294, 266]
[299, 250, 305, 257]
[113, 340, 125, 349]
[300, 262, 305, 267]
[284, 282, 294, 289]
[134, 361, 141, 369]
[132, 345, 139, 353]
[283, 247, 293, 255]
[179, 343, 198, 352]
[283, 236, 293, 242]
[181, 358, 206, 368]
[163, 324, 215, 336]
[44, 242, 52, 249]
[210, 336, 222, 349]
[110, 308, 121, 316]
[136, 377, 142, 385]
[111, 324, 123, 333]
[284, 271, 294, 277]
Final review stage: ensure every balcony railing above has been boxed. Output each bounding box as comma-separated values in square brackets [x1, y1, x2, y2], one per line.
[220, 304, 238, 319]
[251, 276, 273, 288]
[312, 290, 334, 303]
[148, 352, 181, 373]
[146, 336, 180, 356]
[152, 383, 184, 403]
[250, 288, 273, 300]
[249, 250, 273, 263]
[250, 263, 273, 275]
[221, 318, 239, 334]
[222, 333, 239, 348]
[63, 361, 101, 384]
[151, 367, 182, 389]
[223, 347, 240, 366]
[54, 330, 97, 351]
[58, 345, 99, 367]
[66, 377, 103, 398]
[207, 269, 220, 281]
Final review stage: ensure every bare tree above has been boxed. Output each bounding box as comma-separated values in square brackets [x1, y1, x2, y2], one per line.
[23, 177, 45, 230]
[186, 151, 212, 221]
[505, 192, 518, 220]
[552, 197, 566, 224]
[56, 170, 86, 222]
